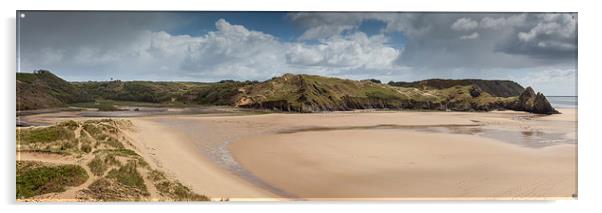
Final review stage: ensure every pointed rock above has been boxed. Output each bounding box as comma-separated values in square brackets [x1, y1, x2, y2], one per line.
[513, 87, 560, 114]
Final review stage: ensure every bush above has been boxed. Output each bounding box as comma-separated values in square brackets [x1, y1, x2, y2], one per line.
[88, 154, 120, 176]
[106, 161, 146, 192]
[17, 161, 88, 199]
[81, 144, 92, 153]
[18, 126, 74, 144]
[149, 170, 209, 201]
[59, 120, 79, 130]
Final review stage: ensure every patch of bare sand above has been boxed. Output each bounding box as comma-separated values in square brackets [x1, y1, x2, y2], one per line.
[230, 129, 576, 200]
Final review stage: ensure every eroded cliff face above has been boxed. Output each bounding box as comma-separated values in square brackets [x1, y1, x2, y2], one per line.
[512, 87, 560, 115]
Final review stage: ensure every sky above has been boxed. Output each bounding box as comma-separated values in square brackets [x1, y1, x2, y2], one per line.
[17, 12, 577, 95]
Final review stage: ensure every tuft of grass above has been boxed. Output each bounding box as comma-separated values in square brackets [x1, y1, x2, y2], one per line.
[18, 126, 75, 144]
[84, 177, 147, 201]
[81, 144, 92, 153]
[58, 120, 79, 130]
[87, 155, 120, 176]
[82, 123, 103, 139]
[148, 170, 209, 201]
[106, 161, 147, 193]
[83, 160, 149, 201]
[104, 136, 125, 149]
[16, 161, 88, 199]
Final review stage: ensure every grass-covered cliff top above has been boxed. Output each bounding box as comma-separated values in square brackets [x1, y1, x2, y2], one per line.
[16, 70, 557, 114]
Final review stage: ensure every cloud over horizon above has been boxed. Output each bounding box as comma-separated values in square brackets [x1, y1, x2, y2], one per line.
[18, 12, 577, 95]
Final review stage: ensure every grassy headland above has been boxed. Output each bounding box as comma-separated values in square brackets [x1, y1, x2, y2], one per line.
[16, 70, 558, 114]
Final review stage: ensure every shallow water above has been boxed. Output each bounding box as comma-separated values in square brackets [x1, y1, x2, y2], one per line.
[152, 117, 300, 199]
[548, 96, 577, 108]
[277, 123, 576, 148]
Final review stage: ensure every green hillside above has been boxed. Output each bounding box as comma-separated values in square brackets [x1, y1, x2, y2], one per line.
[388, 79, 525, 97]
[235, 74, 518, 112]
[15, 70, 558, 114]
[17, 70, 92, 110]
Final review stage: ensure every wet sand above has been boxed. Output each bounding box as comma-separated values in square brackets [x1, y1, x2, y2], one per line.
[230, 129, 575, 199]
[18, 108, 577, 200]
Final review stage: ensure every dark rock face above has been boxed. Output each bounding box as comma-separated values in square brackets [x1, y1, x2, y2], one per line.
[513, 87, 560, 114]
[469, 86, 482, 98]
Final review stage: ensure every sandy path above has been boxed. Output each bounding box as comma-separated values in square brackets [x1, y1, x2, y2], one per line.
[230, 129, 576, 199]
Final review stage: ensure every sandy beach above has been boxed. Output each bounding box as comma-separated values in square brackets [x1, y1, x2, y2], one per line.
[19, 108, 577, 200]
[230, 129, 575, 199]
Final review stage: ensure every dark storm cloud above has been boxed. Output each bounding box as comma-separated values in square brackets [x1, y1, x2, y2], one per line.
[288, 12, 577, 68]
[286, 12, 577, 95]
[493, 14, 577, 59]
[18, 11, 177, 79]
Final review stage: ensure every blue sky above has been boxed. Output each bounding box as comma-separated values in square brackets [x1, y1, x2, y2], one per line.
[168, 12, 302, 40]
[18, 12, 577, 95]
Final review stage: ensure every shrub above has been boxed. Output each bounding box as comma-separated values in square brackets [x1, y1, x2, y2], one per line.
[16, 161, 88, 199]
[81, 144, 92, 153]
[18, 126, 74, 144]
[106, 161, 146, 192]
[149, 170, 209, 201]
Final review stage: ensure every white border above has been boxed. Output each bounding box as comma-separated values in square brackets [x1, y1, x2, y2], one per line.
[2, 0, 600, 213]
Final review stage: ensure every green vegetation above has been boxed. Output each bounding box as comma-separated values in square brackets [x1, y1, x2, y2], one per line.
[83, 161, 149, 201]
[17, 70, 93, 110]
[106, 161, 147, 191]
[387, 78, 525, 97]
[17, 119, 209, 201]
[16, 161, 88, 199]
[17, 122, 81, 155]
[148, 170, 209, 201]
[18, 126, 74, 144]
[17, 70, 557, 114]
[87, 155, 120, 176]
[234, 73, 523, 112]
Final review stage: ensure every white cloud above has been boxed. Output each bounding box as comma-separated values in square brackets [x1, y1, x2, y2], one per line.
[480, 14, 527, 29]
[20, 12, 577, 95]
[179, 19, 287, 79]
[286, 33, 401, 70]
[30, 18, 402, 81]
[451, 18, 479, 31]
[460, 32, 479, 40]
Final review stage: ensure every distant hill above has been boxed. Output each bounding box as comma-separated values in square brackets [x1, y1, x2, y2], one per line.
[16, 70, 92, 110]
[388, 79, 525, 97]
[74, 79, 256, 105]
[234, 73, 520, 112]
[16, 71, 558, 114]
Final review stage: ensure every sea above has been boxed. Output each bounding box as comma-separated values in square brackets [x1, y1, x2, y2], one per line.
[547, 96, 578, 108]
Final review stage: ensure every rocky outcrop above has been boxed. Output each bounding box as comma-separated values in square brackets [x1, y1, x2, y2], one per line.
[512, 87, 560, 114]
